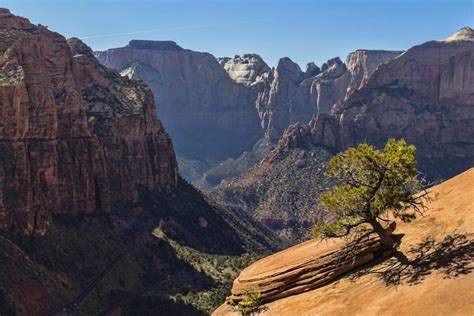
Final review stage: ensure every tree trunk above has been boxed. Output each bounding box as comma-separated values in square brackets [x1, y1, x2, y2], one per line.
[368, 218, 394, 250]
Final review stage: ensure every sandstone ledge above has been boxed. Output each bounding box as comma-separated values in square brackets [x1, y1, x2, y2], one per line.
[226, 222, 396, 305]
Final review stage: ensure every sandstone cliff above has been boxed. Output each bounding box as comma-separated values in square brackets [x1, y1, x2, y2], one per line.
[309, 27, 474, 177]
[0, 10, 178, 236]
[255, 51, 401, 141]
[217, 54, 271, 87]
[0, 10, 281, 315]
[97, 43, 400, 188]
[213, 28, 473, 237]
[96, 41, 263, 163]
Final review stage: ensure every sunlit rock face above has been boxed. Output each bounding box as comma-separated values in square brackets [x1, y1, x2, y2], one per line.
[218, 54, 271, 87]
[212, 28, 474, 237]
[0, 11, 178, 235]
[289, 27, 474, 177]
[257, 50, 401, 141]
[96, 41, 263, 163]
[97, 41, 401, 163]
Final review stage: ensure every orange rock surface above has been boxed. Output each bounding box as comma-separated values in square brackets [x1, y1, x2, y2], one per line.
[214, 168, 474, 315]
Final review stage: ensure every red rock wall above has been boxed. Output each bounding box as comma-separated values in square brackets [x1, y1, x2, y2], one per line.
[0, 10, 178, 235]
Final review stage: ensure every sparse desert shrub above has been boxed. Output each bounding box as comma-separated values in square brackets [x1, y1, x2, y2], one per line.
[233, 289, 262, 316]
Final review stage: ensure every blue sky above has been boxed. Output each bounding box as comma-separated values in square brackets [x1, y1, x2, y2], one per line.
[1, 0, 473, 67]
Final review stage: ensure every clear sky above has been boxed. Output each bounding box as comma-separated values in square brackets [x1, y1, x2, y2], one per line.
[1, 0, 473, 67]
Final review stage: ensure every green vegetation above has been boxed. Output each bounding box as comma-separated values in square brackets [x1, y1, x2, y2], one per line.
[0, 66, 24, 86]
[156, 227, 264, 313]
[1, 178, 277, 315]
[233, 289, 262, 316]
[200, 139, 272, 188]
[313, 139, 429, 250]
[212, 141, 335, 242]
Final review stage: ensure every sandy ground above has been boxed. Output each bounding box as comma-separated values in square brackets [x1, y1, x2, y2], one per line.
[214, 168, 474, 316]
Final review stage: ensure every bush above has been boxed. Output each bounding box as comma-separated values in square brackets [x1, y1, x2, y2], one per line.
[233, 289, 262, 316]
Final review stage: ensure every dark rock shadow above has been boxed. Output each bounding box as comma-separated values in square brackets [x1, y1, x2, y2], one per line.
[255, 305, 269, 314]
[351, 233, 474, 286]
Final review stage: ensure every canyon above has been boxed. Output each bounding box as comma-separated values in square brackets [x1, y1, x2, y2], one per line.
[96, 42, 401, 188]
[0, 9, 280, 315]
[0, 9, 178, 236]
[213, 27, 474, 238]
[0, 5, 473, 316]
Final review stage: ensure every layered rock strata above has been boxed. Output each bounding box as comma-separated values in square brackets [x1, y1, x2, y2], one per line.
[96, 43, 401, 186]
[96, 41, 263, 162]
[214, 168, 474, 316]
[0, 10, 178, 235]
[304, 28, 474, 177]
[225, 222, 396, 305]
[217, 54, 271, 87]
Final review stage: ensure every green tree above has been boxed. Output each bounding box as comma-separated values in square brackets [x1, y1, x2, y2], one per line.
[233, 289, 262, 316]
[312, 139, 429, 250]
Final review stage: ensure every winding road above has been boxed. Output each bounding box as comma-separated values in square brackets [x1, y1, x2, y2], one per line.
[44, 254, 124, 315]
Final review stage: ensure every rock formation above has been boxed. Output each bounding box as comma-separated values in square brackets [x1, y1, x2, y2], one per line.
[217, 54, 271, 87]
[213, 168, 474, 315]
[96, 43, 400, 187]
[0, 10, 282, 315]
[307, 27, 474, 177]
[210, 141, 335, 239]
[0, 10, 178, 235]
[213, 28, 473, 237]
[95, 41, 263, 163]
[255, 51, 401, 141]
[225, 222, 396, 305]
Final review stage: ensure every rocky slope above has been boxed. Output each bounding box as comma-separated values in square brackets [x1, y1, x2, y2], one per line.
[210, 133, 335, 240]
[213, 28, 474, 238]
[225, 222, 396, 305]
[214, 168, 474, 315]
[0, 9, 281, 315]
[96, 41, 263, 163]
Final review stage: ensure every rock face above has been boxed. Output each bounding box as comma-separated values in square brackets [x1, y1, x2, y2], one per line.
[0, 11, 282, 315]
[257, 51, 401, 141]
[345, 49, 402, 88]
[210, 140, 335, 240]
[0, 10, 178, 235]
[308, 29, 474, 177]
[96, 41, 263, 163]
[442, 26, 474, 42]
[96, 43, 400, 187]
[217, 54, 271, 87]
[213, 168, 474, 316]
[213, 29, 473, 237]
[225, 222, 396, 305]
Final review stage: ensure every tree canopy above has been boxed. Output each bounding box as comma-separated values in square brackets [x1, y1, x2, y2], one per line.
[312, 139, 429, 250]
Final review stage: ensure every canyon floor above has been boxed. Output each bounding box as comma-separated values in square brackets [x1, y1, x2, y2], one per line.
[214, 168, 474, 315]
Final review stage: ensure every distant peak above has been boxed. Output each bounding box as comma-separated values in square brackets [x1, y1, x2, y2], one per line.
[126, 40, 183, 51]
[0, 8, 11, 16]
[442, 27, 474, 42]
[67, 37, 94, 57]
